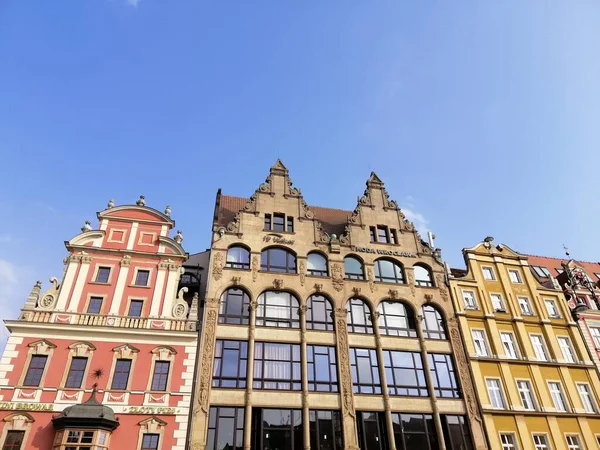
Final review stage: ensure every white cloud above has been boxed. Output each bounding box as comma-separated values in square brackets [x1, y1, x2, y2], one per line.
[127, 0, 141, 7]
[402, 207, 431, 237]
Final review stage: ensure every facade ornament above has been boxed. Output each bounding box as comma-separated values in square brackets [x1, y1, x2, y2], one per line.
[417, 314, 424, 323]
[483, 236, 494, 250]
[120, 255, 132, 267]
[406, 270, 416, 297]
[172, 287, 189, 319]
[424, 293, 434, 302]
[352, 287, 361, 297]
[249, 301, 259, 312]
[331, 263, 344, 292]
[370, 311, 380, 321]
[367, 268, 375, 293]
[334, 316, 355, 420]
[36, 277, 61, 311]
[196, 310, 217, 415]
[348, 208, 361, 225]
[174, 230, 184, 244]
[339, 225, 351, 245]
[136, 195, 146, 206]
[316, 221, 329, 243]
[251, 256, 259, 282]
[300, 198, 315, 219]
[212, 252, 224, 281]
[298, 305, 308, 316]
[81, 221, 92, 233]
[231, 276, 241, 285]
[334, 307, 347, 318]
[436, 273, 449, 302]
[313, 283, 323, 293]
[388, 289, 399, 299]
[186, 292, 199, 329]
[164, 205, 171, 217]
[24, 281, 43, 310]
[273, 279, 284, 290]
[299, 261, 306, 286]
[243, 194, 257, 212]
[107, 199, 115, 209]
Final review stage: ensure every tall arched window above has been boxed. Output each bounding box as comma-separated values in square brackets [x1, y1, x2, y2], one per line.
[421, 305, 446, 340]
[261, 248, 297, 273]
[344, 256, 364, 280]
[226, 246, 250, 269]
[377, 301, 417, 337]
[306, 295, 334, 330]
[307, 252, 328, 277]
[414, 264, 433, 287]
[256, 291, 300, 328]
[374, 259, 404, 284]
[219, 288, 250, 325]
[347, 298, 373, 334]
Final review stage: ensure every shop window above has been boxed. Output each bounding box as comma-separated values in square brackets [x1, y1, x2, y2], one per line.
[309, 410, 343, 450]
[206, 407, 244, 450]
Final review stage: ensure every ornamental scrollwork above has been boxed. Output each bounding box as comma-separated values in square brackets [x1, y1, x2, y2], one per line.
[212, 252, 224, 281]
[331, 263, 344, 292]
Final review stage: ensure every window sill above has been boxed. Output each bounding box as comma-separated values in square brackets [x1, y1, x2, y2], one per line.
[128, 285, 151, 289]
[89, 281, 111, 286]
[224, 266, 251, 271]
[368, 241, 400, 246]
[263, 230, 296, 235]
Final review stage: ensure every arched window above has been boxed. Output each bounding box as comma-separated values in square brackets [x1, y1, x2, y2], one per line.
[226, 246, 250, 269]
[377, 301, 417, 337]
[374, 259, 404, 284]
[261, 248, 297, 273]
[421, 305, 446, 340]
[306, 295, 334, 330]
[347, 298, 373, 334]
[344, 256, 364, 280]
[414, 264, 433, 287]
[219, 288, 250, 325]
[256, 291, 300, 328]
[307, 253, 328, 277]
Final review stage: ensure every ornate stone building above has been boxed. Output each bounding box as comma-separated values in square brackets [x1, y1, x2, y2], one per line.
[449, 239, 600, 450]
[189, 161, 487, 450]
[0, 198, 200, 450]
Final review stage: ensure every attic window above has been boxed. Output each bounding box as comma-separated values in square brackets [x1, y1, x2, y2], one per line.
[264, 213, 294, 233]
[532, 266, 551, 277]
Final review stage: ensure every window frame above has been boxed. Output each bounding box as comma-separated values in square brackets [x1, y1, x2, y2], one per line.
[373, 258, 405, 284]
[307, 345, 338, 392]
[557, 336, 576, 363]
[253, 342, 301, 391]
[508, 269, 522, 284]
[532, 433, 550, 450]
[226, 245, 251, 270]
[306, 252, 328, 277]
[532, 266, 551, 277]
[428, 353, 461, 398]
[544, 299, 560, 318]
[110, 358, 133, 391]
[86, 296, 104, 315]
[576, 383, 597, 413]
[305, 295, 334, 331]
[219, 288, 250, 325]
[547, 381, 568, 412]
[490, 293, 506, 312]
[486, 378, 506, 409]
[377, 301, 417, 337]
[206, 407, 245, 450]
[150, 360, 171, 392]
[421, 305, 447, 340]
[517, 296, 533, 316]
[349, 347, 381, 394]
[273, 213, 286, 232]
[127, 299, 145, 317]
[212, 340, 248, 389]
[346, 298, 373, 334]
[592, 327, 600, 349]
[141, 433, 160, 450]
[462, 290, 478, 310]
[482, 266, 496, 281]
[94, 266, 112, 284]
[499, 433, 518, 450]
[516, 379, 537, 411]
[260, 247, 297, 273]
[500, 332, 520, 359]
[530, 334, 549, 362]
[133, 268, 151, 287]
[65, 357, 88, 389]
[413, 264, 433, 287]
[471, 329, 490, 357]
[23, 355, 48, 387]
[383, 350, 427, 397]
[565, 434, 582, 450]
[256, 291, 300, 328]
[2, 430, 25, 450]
[344, 256, 365, 280]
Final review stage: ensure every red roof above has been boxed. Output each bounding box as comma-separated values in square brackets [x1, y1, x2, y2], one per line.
[525, 254, 600, 279]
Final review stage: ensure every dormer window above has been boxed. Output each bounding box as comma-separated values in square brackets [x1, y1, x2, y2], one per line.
[264, 213, 294, 232]
[369, 225, 397, 244]
[532, 266, 551, 277]
[95, 267, 111, 284]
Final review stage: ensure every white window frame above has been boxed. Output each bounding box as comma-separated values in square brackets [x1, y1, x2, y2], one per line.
[544, 299, 560, 318]
[516, 379, 536, 411]
[500, 433, 518, 450]
[576, 383, 597, 413]
[548, 381, 568, 412]
[518, 297, 533, 316]
[486, 378, 505, 409]
[491, 293, 506, 312]
[500, 332, 519, 359]
[532, 434, 550, 450]
[462, 290, 478, 309]
[508, 269, 522, 284]
[557, 336, 576, 363]
[482, 266, 495, 281]
[590, 327, 600, 349]
[565, 435, 582, 450]
[532, 266, 551, 277]
[530, 334, 549, 362]
[472, 329, 490, 357]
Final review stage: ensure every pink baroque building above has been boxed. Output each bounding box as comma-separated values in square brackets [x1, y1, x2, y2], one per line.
[0, 197, 201, 450]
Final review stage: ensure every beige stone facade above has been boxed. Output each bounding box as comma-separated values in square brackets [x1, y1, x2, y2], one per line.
[189, 161, 487, 450]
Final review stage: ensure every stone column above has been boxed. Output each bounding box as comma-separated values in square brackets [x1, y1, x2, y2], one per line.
[189, 297, 220, 450]
[299, 305, 310, 450]
[243, 300, 258, 450]
[415, 313, 447, 450]
[371, 311, 396, 450]
[333, 307, 360, 450]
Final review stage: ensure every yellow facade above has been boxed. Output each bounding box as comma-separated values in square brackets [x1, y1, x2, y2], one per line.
[450, 239, 600, 450]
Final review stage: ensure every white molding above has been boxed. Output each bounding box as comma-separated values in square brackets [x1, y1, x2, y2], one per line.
[126, 222, 139, 250]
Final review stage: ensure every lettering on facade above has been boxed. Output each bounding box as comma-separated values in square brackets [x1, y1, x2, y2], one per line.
[351, 246, 417, 258]
[0, 402, 53, 411]
[126, 406, 178, 414]
[263, 235, 295, 245]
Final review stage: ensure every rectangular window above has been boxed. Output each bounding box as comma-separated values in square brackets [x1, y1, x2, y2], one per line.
[128, 300, 144, 317]
[566, 435, 581, 450]
[87, 296, 103, 314]
[309, 410, 343, 450]
[391, 413, 438, 450]
[518, 297, 533, 315]
[516, 380, 536, 410]
[111, 359, 132, 390]
[23, 355, 47, 387]
[486, 379, 505, 409]
[500, 433, 517, 450]
[2, 431, 25, 450]
[264, 213, 272, 230]
[253, 409, 303, 450]
[65, 357, 88, 389]
[428, 353, 460, 398]
[253, 342, 301, 390]
[287, 216, 294, 233]
[442, 415, 472, 450]
[545, 299, 559, 318]
[533, 434, 549, 450]
[390, 229, 398, 245]
[462, 291, 477, 309]
[591, 327, 600, 348]
[557, 336, 576, 363]
[95, 266, 111, 283]
[548, 381, 568, 412]
[376, 225, 389, 243]
[532, 266, 551, 277]
[141, 434, 159, 450]
[135, 269, 150, 286]
[530, 335, 549, 362]
[500, 332, 519, 359]
[273, 213, 285, 232]
[383, 350, 427, 397]
[369, 227, 376, 243]
[508, 270, 522, 283]
[150, 361, 170, 391]
[491, 294, 505, 312]
[213, 340, 248, 389]
[307, 345, 338, 392]
[472, 330, 489, 357]
[349, 348, 381, 394]
[577, 383, 597, 413]
[206, 407, 244, 450]
[482, 267, 495, 280]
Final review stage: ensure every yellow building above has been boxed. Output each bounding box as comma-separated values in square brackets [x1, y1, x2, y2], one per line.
[450, 238, 600, 450]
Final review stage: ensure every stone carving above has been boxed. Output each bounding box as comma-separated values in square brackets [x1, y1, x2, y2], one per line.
[174, 230, 184, 244]
[231, 276, 241, 285]
[331, 263, 344, 292]
[212, 252, 224, 281]
[367, 268, 375, 293]
[225, 213, 241, 233]
[335, 315, 355, 419]
[39, 294, 56, 309]
[316, 221, 329, 243]
[298, 305, 307, 316]
[24, 281, 42, 310]
[273, 279, 283, 290]
[339, 225, 351, 245]
[424, 294, 434, 302]
[314, 283, 323, 293]
[121, 255, 132, 267]
[136, 195, 146, 206]
[251, 256, 259, 282]
[81, 220, 92, 233]
[172, 287, 189, 318]
[352, 287, 361, 297]
[388, 289, 398, 299]
[406, 270, 416, 297]
[196, 309, 218, 414]
[299, 261, 306, 286]
[300, 198, 315, 219]
[436, 273, 449, 302]
[348, 208, 361, 225]
[249, 301, 258, 312]
[164, 205, 171, 217]
[244, 194, 257, 212]
[37, 277, 60, 311]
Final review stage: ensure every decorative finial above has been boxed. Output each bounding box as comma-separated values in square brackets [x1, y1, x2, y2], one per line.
[331, 233, 337, 240]
[81, 221, 92, 233]
[35, 280, 42, 288]
[563, 244, 570, 258]
[174, 230, 183, 244]
[483, 236, 494, 249]
[165, 205, 171, 217]
[136, 195, 146, 206]
[107, 199, 115, 209]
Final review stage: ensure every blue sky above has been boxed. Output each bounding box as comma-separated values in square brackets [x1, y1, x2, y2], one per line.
[1, 1, 599, 348]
